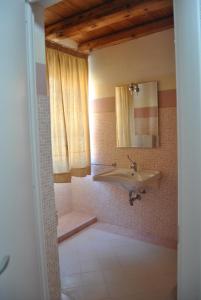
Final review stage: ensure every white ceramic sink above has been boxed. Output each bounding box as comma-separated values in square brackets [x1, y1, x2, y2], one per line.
[93, 168, 161, 192]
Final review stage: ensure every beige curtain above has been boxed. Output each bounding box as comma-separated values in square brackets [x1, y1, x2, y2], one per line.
[46, 47, 90, 183]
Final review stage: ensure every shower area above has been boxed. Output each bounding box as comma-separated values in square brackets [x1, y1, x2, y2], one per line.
[46, 44, 98, 242]
[55, 183, 97, 243]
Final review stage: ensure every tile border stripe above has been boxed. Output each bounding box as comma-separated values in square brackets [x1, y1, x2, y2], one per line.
[91, 89, 176, 113]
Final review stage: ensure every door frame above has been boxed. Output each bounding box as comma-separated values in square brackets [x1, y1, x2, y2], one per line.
[25, 2, 50, 300]
[174, 0, 201, 299]
[27, 0, 201, 299]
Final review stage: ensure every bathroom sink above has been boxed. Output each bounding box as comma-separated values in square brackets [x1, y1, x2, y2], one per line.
[93, 168, 161, 192]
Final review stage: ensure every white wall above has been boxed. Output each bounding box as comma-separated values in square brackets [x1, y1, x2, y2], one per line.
[89, 29, 176, 99]
[0, 1, 43, 299]
[174, 0, 201, 299]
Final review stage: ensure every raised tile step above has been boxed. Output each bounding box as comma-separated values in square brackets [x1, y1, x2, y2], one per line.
[57, 211, 97, 243]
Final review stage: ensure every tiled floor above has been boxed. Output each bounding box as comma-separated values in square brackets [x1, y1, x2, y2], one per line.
[59, 224, 177, 300]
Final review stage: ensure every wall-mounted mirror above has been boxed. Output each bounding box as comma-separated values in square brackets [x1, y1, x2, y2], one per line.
[115, 81, 159, 148]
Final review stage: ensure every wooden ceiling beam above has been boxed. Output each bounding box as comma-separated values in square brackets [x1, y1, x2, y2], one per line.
[78, 16, 173, 52]
[46, 0, 173, 39]
[46, 40, 88, 59]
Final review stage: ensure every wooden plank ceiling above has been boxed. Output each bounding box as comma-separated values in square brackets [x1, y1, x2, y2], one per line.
[45, 0, 173, 53]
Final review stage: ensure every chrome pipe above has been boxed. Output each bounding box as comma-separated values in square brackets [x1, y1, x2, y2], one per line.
[91, 162, 117, 167]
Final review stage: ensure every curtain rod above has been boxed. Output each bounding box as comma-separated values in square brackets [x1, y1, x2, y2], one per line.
[45, 40, 88, 60]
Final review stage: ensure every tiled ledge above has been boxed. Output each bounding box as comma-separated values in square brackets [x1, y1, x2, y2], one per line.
[57, 211, 97, 243]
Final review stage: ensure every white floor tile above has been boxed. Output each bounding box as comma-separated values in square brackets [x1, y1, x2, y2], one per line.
[59, 225, 177, 300]
[81, 271, 105, 286]
[61, 274, 82, 289]
[80, 258, 101, 273]
[62, 287, 83, 300]
[81, 283, 109, 300]
[60, 261, 81, 276]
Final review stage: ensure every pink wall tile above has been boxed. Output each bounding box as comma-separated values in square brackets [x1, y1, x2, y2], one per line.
[36, 63, 47, 96]
[91, 90, 176, 113]
[54, 183, 72, 217]
[72, 105, 178, 247]
[37, 93, 60, 299]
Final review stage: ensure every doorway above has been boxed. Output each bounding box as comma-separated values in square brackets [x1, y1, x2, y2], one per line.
[28, 2, 199, 299]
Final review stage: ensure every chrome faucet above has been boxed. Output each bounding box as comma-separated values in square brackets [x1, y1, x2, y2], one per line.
[127, 155, 137, 173]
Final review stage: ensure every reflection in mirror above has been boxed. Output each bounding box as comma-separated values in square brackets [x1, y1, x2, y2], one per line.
[115, 81, 159, 148]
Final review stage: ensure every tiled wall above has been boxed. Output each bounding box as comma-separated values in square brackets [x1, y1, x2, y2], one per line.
[54, 183, 72, 217]
[53, 30, 177, 248]
[34, 4, 60, 299]
[71, 30, 178, 248]
[36, 64, 60, 300]
[72, 94, 177, 248]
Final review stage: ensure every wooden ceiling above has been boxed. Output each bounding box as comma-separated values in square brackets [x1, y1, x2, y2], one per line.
[45, 0, 174, 53]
